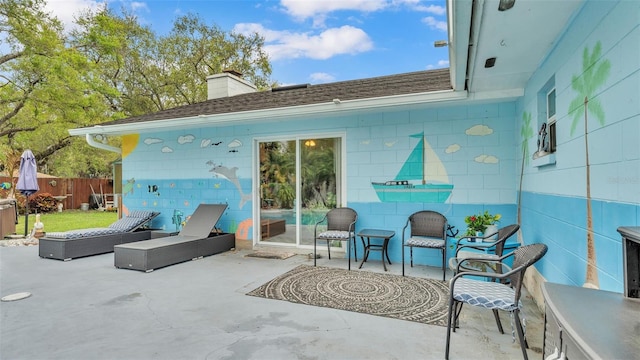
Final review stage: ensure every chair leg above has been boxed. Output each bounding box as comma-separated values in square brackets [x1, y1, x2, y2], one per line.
[441, 248, 446, 281]
[445, 297, 456, 360]
[513, 310, 528, 360]
[402, 245, 406, 276]
[493, 309, 504, 334]
[327, 241, 331, 259]
[410, 246, 414, 267]
[352, 237, 357, 261]
[314, 238, 317, 266]
[453, 302, 463, 331]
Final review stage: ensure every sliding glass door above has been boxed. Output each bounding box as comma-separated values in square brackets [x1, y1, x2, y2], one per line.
[257, 134, 342, 248]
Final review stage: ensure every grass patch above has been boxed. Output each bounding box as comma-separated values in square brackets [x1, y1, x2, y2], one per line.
[15, 210, 118, 233]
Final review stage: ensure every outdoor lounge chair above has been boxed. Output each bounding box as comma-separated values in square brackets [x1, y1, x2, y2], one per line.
[39, 210, 160, 261]
[114, 203, 235, 272]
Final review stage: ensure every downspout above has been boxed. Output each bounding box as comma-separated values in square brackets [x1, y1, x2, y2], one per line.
[85, 134, 121, 154]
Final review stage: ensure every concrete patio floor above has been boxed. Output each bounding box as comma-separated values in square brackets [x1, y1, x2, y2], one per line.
[0, 245, 544, 360]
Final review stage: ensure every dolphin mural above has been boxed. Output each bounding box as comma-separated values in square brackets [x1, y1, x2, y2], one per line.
[206, 161, 251, 209]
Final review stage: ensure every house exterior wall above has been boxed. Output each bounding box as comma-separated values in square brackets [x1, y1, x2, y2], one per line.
[120, 100, 518, 267]
[117, 0, 638, 294]
[516, 0, 639, 292]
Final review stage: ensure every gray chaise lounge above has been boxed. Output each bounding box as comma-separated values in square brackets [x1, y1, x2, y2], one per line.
[114, 204, 235, 272]
[39, 210, 160, 261]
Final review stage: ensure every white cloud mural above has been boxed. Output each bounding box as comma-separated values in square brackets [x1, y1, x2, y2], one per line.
[178, 135, 195, 144]
[144, 138, 163, 145]
[446, 144, 461, 153]
[228, 139, 243, 148]
[475, 154, 499, 164]
[201, 139, 212, 148]
[466, 124, 493, 136]
[161, 146, 173, 153]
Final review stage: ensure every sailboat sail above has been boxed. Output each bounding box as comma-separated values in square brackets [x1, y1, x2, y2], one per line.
[372, 132, 453, 203]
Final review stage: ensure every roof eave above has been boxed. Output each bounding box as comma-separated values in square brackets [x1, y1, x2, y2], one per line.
[69, 89, 466, 136]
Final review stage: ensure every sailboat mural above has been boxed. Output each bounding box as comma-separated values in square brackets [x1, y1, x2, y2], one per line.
[372, 132, 453, 203]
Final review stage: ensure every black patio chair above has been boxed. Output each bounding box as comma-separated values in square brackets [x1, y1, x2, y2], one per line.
[445, 243, 548, 360]
[401, 210, 448, 280]
[448, 224, 520, 276]
[313, 207, 358, 270]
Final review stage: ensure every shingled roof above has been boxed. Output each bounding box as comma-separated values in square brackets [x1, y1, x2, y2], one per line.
[98, 68, 451, 128]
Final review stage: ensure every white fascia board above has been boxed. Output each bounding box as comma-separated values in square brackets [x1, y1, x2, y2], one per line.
[448, 0, 473, 92]
[467, 88, 524, 102]
[69, 90, 468, 136]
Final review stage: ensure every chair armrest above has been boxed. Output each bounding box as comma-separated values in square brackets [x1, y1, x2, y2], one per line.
[451, 261, 517, 284]
[454, 244, 496, 257]
[456, 257, 513, 274]
[313, 215, 328, 237]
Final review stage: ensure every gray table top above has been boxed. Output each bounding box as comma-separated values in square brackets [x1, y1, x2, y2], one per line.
[542, 282, 640, 359]
[357, 229, 395, 238]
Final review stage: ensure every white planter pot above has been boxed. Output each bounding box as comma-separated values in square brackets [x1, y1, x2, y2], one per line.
[484, 225, 499, 242]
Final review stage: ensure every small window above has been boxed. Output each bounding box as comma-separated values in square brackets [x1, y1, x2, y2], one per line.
[547, 88, 556, 120]
[545, 88, 556, 153]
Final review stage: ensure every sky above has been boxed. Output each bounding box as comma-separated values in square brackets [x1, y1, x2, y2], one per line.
[46, 0, 449, 86]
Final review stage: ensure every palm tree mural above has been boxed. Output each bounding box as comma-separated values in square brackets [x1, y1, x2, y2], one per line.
[568, 41, 611, 289]
[517, 111, 534, 241]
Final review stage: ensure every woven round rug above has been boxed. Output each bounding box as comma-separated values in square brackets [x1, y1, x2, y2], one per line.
[247, 264, 450, 326]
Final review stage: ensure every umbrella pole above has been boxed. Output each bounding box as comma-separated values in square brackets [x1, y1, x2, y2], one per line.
[24, 196, 29, 236]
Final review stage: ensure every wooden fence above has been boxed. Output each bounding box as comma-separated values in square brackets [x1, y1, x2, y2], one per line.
[0, 176, 114, 211]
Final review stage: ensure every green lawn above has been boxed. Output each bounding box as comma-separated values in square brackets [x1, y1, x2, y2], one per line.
[15, 210, 118, 234]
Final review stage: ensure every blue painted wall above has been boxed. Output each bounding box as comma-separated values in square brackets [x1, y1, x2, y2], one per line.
[119, 0, 639, 293]
[516, 0, 639, 292]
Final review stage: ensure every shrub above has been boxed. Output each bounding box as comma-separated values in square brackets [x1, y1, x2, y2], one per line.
[29, 192, 58, 213]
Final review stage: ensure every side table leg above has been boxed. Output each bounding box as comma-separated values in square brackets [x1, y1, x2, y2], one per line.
[384, 238, 392, 265]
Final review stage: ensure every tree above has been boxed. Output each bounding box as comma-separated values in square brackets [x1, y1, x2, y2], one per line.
[1, 2, 273, 177]
[568, 41, 611, 289]
[154, 13, 272, 107]
[517, 111, 534, 240]
[1, 0, 118, 176]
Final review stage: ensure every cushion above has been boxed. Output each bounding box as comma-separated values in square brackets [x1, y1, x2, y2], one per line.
[318, 230, 352, 239]
[452, 278, 520, 311]
[405, 236, 445, 248]
[108, 217, 148, 231]
[127, 210, 154, 219]
[45, 228, 123, 239]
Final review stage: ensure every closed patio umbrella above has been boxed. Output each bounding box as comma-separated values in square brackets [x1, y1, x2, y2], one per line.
[16, 150, 39, 236]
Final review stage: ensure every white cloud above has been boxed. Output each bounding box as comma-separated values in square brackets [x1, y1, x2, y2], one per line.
[161, 146, 173, 153]
[130, 2, 149, 12]
[475, 155, 499, 164]
[393, 0, 446, 14]
[309, 72, 335, 83]
[281, 0, 387, 26]
[177, 135, 195, 144]
[235, 23, 373, 61]
[144, 138, 163, 145]
[466, 125, 494, 136]
[228, 139, 243, 148]
[45, 0, 105, 31]
[426, 59, 449, 70]
[445, 144, 460, 153]
[421, 16, 447, 32]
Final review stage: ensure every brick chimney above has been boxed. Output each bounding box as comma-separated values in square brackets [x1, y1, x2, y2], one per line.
[206, 70, 257, 100]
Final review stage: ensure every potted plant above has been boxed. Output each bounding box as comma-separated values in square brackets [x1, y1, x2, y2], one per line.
[464, 210, 501, 241]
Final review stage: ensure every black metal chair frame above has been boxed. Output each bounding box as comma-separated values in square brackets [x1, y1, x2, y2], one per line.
[313, 207, 358, 270]
[401, 210, 448, 281]
[448, 224, 520, 276]
[445, 243, 548, 360]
